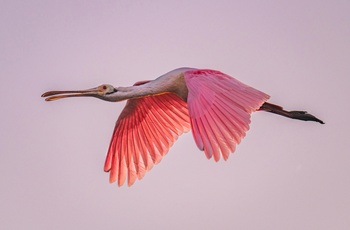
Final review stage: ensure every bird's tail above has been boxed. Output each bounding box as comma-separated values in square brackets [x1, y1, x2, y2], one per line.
[258, 102, 324, 124]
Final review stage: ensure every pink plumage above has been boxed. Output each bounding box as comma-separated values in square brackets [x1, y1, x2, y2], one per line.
[185, 69, 270, 161]
[105, 90, 190, 186]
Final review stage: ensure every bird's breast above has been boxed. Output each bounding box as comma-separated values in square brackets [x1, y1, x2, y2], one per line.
[152, 68, 193, 102]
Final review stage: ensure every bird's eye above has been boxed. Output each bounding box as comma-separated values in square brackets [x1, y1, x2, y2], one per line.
[103, 85, 107, 90]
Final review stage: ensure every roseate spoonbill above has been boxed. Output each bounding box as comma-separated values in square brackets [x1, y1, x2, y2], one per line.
[42, 68, 324, 186]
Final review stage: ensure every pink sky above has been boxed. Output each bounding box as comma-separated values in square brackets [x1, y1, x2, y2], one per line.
[1, 1, 349, 229]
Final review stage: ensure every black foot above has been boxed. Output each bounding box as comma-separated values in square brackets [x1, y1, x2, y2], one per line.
[289, 111, 324, 124]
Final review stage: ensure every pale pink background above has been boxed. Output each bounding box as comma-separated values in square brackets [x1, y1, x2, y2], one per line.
[1, 1, 349, 229]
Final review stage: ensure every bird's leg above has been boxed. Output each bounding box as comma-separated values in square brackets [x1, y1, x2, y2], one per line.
[258, 102, 324, 124]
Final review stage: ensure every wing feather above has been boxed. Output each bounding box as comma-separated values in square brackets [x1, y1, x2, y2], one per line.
[104, 91, 190, 186]
[202, 110, 222, 161]
[184, 69, 270, 161]
[137, 102, 162, 156]
[205, 106, 232, 160]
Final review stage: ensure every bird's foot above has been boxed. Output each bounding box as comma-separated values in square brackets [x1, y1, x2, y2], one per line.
[288, 111, 325, 124]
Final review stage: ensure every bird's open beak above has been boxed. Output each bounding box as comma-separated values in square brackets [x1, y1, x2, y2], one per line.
[41, 88, 100, 101]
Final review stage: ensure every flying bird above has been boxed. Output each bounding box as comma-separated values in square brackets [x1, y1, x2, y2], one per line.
[42, 68, 324, 186]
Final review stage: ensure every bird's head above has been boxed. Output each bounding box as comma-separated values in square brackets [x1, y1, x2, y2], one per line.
[41, 84, 118, 101]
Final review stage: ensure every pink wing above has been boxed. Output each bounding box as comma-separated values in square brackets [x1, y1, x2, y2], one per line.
[104, 87, 190, 186]
[184, 69, 270, 161]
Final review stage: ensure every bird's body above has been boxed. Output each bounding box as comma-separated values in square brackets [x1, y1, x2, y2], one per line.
[42, 68, 324, 186]
[107, 67, 193, 102]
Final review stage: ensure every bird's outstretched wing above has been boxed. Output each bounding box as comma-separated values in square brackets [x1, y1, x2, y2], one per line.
[184, 69, 270, 161]
[104, 84, 190, 186]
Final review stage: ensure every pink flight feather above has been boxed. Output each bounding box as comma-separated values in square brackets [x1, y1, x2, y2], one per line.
[185, 69, 270, 162]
